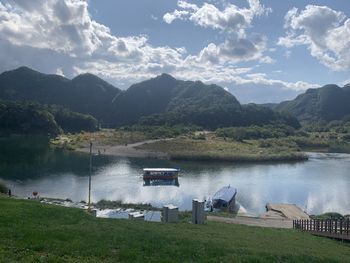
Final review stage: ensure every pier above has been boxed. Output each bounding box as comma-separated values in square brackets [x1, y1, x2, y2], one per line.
[293, 219, 350, 241]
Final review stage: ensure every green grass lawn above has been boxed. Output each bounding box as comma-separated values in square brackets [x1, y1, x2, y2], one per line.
[0, 196, 349, 262]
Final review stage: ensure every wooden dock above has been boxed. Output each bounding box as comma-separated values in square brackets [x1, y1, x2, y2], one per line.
[261, 203, 310, 220]
[293, 219, 350, 241]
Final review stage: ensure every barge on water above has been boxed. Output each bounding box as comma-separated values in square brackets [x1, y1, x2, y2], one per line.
[142, 168, 180, 187]
[142, 168, 180, 180]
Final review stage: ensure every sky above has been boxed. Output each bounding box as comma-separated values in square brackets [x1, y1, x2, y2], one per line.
[0, 0, 350, 103]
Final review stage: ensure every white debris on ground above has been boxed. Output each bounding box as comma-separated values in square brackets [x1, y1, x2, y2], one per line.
[97, 208, 161, 222]
[39, 198, 161, 222]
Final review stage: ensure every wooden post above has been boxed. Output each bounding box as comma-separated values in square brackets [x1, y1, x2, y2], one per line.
[340, 220, 343, 235]
[314, 219, 317, 231]
[335, 220, 338, 234]
[88, 141, 92, 211]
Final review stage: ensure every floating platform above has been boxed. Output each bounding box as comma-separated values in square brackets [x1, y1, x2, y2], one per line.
[261, 203, 310, 220]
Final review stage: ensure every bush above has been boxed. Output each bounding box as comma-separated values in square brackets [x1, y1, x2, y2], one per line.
[311, 212, 344, 220]
[216, 124, 296, 141]
[0, 181, 8, 194]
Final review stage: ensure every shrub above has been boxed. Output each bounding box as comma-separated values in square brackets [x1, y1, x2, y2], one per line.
[0, 181, 8, 194]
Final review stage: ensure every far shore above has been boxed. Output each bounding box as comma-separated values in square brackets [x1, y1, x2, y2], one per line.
[75, 138, 308, 163]
[76, 139, 171, 159]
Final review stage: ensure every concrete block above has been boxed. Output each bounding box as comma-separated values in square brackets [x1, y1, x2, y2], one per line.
[128, 212, 144, 220]
[163, 204, 178, 223]
[192, 199, 205, 224]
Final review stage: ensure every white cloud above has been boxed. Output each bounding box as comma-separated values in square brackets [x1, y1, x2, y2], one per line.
[163, 10, 189, 24]
[163, 1, 272, 65]
[164, 0, 271, 32]
[0, 0, 314, 103]
[278, 5, 350, 71]
[197, 35, 272, 64]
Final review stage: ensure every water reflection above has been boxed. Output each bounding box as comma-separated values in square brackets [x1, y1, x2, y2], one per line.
[1, 138, 350, 215]
[143, 178, 180, 187]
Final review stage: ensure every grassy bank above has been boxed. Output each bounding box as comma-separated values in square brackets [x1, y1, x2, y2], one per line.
[51, 129, 150, 150]
[51, 126, 195, 151]
[0, 196, 349, 262]
[137, 134, 307, 162]
[51, 127, 350, 162]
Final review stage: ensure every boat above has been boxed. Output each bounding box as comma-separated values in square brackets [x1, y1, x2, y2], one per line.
[210, 185, 237, 212]
[143, 178, 179, 187]
[142, 168, 180, 180]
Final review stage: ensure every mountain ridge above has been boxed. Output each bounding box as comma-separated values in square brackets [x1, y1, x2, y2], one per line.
[0, 66, 299, 128]
[276, 84, 350, 122]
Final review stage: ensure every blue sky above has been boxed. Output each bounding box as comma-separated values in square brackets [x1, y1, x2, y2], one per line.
[1, 0, 350, 103]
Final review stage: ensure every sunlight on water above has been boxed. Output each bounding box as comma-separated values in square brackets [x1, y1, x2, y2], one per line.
[2, 150, 350, 215]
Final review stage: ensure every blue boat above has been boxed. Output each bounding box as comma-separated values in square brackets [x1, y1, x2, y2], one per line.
[211, 185, 237, 212]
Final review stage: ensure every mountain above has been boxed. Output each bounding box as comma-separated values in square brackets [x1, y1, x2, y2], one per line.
[0, 100, 98, 136]
[0, 67, 120, 124]
[0, 67, 299, 129]
[112, 74, 243, 127]
[276, 84, 350, 122]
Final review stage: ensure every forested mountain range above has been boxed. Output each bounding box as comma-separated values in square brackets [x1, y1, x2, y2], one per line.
[0, 101, 98, 136]
[0, 67, 299, 129]
[0, 67, 120, 124]
[276, 84, 350, 122]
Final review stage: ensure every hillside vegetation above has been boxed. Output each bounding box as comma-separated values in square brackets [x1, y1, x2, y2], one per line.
[0, 67, 120, 124]
[0, 67, 299, 129]
[0, 196, 349, 262]
[0, 101, 98, 136]
[276, 84, 350, 122]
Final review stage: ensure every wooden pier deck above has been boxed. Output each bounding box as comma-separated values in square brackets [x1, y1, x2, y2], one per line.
[263, 203, 310, 220]
[293, 219, 350, 241]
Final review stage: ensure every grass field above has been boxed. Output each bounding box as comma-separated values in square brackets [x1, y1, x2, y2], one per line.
[51, 128, 350, 162]
[137, 134, 307, 162]
[51, 129, 150, 150]
[0, 196, 349, 262]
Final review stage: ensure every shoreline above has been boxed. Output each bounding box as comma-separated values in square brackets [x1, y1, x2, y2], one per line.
[76, 139, 170, 159]
[75, 139, 308, 163]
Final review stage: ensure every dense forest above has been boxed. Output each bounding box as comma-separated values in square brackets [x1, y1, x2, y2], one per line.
[2, 66, 350, 133]
[0, 67, 300, 130]
[0, 67, 120, 124]
[0, 101, 98, 136]
[276, 84, 350, 123]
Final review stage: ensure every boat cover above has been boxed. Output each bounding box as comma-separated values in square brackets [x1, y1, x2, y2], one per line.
[143, 168, 179, 172]
[212, 186, 237, 203]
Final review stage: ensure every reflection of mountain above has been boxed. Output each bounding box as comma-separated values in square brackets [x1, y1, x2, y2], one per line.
[0, 136, 113, 180]
[143, 178, 179, 187]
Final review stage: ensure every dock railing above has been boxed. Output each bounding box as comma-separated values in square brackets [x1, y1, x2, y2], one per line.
[293, 219, 350, 240]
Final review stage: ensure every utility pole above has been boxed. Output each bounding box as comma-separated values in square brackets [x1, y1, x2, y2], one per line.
[88, 141, 92, 211]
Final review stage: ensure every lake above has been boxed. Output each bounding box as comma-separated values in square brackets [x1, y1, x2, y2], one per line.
[1, 136, 349, 215]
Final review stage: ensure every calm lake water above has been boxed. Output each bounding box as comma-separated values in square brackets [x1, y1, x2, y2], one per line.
[1, 136, 350, 215]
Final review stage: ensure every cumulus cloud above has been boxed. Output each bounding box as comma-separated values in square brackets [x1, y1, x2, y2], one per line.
[163, 0, 273, 65]
[164, 0, 271, 32]
[278, 5, 350, 71]
[0, 0, 316, 103]
[197, 35, 271, 64]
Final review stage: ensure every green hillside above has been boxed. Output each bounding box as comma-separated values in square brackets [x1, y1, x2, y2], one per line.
[0, 196, 349, 262]
[0, 67, 299, 129]
[0, 101, 98, 136]
[0, 67, 120, 124]
[276, 84, 350, 122]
